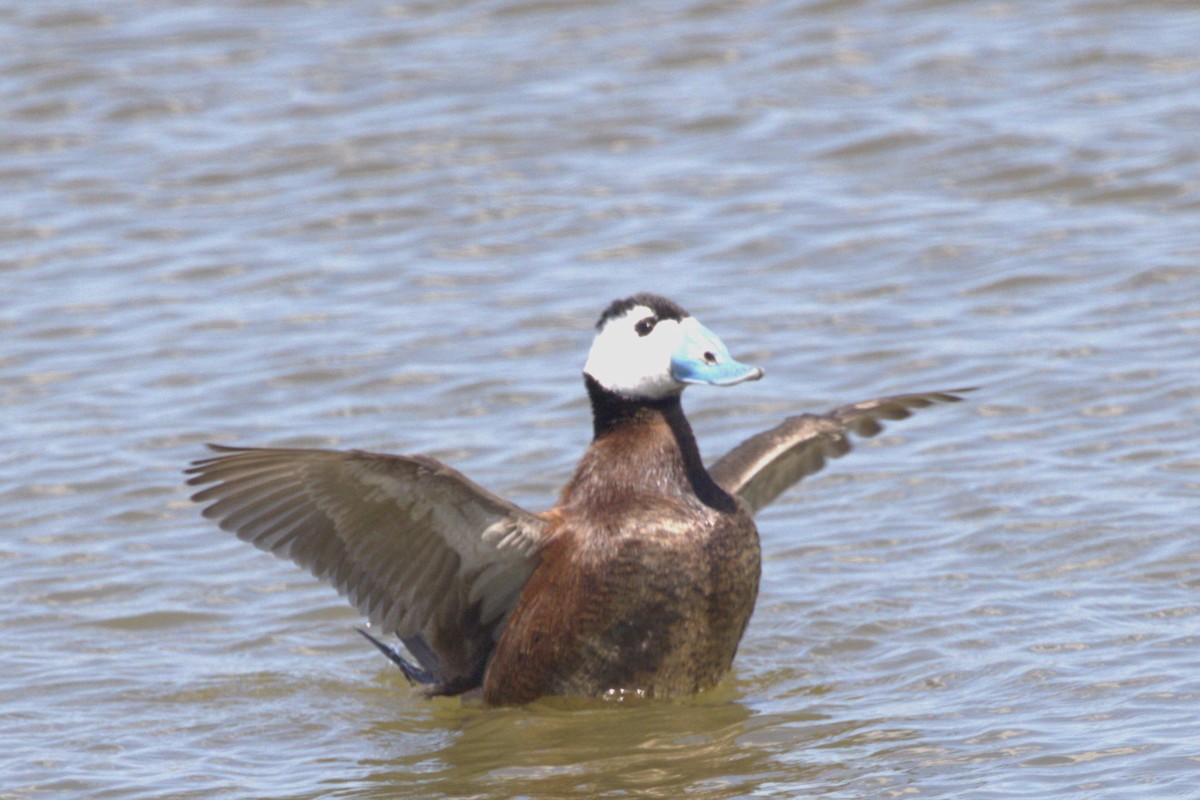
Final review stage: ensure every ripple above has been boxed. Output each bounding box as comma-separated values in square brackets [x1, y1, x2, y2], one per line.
[3, 0, 1200, 797]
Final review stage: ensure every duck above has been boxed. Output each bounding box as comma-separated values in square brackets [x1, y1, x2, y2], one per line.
[187, 293, 968, 705]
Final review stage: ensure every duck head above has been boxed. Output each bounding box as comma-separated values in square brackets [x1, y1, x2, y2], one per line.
[583, 293, 764, 400]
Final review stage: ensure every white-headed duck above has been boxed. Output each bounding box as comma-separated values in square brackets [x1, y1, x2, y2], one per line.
[187, 293, 968, 705]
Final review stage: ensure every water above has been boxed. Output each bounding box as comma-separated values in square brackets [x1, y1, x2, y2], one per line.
[3, 0, 1199, 797]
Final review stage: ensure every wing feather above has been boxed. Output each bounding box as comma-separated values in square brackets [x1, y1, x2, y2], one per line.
[709, 389, 972, 516]
[186, 445, 548, 691]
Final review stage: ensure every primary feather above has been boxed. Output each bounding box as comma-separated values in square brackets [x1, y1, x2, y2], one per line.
[709, 389, 972, 516]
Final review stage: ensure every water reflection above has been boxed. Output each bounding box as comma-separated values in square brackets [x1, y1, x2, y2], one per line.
[365, 693, 773, 797]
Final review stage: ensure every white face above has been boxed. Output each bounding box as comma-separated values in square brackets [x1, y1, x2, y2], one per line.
[583, 304, 687, 399]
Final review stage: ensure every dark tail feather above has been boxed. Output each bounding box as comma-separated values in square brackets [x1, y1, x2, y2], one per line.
[356, 628, 436, 687]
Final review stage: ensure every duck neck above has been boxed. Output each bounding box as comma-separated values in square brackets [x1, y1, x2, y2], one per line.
[582, 374, 737, 512]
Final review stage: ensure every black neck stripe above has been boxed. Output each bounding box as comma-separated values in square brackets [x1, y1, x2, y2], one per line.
[582, 374, 737, 513]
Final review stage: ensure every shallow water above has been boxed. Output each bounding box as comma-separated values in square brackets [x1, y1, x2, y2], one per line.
[3, 0, 1199, 797]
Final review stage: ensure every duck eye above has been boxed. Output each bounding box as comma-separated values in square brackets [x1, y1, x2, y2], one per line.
[703, 351, 717, 364]
[634, 317, 657, 337]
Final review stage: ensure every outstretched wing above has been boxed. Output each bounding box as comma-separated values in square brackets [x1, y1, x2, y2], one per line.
[186, 445, 548, 693]
[708, 389, 972, 516]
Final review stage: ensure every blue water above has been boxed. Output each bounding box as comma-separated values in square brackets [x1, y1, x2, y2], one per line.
[3, 1, 1199, 797]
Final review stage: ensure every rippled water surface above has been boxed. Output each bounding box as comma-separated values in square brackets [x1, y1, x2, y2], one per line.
[4, 1, 1200, 797]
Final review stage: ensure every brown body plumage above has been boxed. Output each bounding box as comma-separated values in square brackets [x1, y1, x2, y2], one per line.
[482, 382, 760, 704]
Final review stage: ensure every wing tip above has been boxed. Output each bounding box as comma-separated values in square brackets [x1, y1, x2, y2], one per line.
[939, 387, 979, 401]
[183, 443, 253, 475]
[356, 628, 440, 688]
